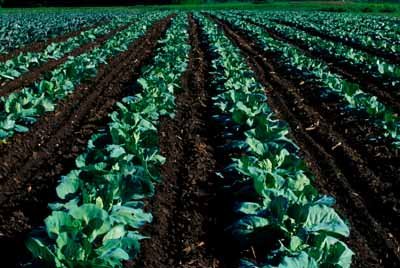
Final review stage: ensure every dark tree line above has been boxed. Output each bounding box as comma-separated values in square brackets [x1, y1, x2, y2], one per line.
[1, 0, 174, 7]
[0, 0, 263, 7]
[3, 0, 397, 8]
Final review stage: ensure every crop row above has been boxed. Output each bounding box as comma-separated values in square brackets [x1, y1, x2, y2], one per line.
[234, 11, 400, 87]
[0, 14, 136, 82]
[26, 13, 190, 267]
[196, 13, 352, 268]
[269, 11, 400, 58]
[0, 12, 113, 54]
[214, 12, 400, 148]
[0, 12, 167, 141]
[3, 9, 397, 268]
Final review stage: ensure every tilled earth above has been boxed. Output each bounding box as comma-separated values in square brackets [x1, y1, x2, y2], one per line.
[0, 12, 399, 268]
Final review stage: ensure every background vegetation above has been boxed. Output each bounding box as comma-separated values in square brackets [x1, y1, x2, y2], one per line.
[0, 0, 399, 16]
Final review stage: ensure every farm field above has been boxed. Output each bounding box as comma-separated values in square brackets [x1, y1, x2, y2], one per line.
[0, 8, 398, 268]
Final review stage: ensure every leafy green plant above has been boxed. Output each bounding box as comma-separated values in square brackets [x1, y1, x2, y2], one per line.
[27, 13, 190, 267]
[234, 12, 400, 86]
[217, 12, 400, 148]
[264, 11, 400, 60]
[0, 12, 115, 54]
[0, 15, 134, 83]
[0, 13, 166, 142]
[197, 13, 352, 268]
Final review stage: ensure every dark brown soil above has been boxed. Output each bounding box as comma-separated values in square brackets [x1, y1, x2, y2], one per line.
[136, 14, 219, 268]
[0, 20, 137, 98]
[243, 18, 400, 115]
[273, 19, 400, 65]
[0, 12, 398, 268]
[0, 15, 174, 267]
[208, 14, 400, 268]
[0, 21, 107, 63]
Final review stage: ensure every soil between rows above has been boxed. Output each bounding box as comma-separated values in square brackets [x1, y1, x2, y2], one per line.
[243, 18, 400, 115]
[0, 20, 107, 63]
[136, 14, 220, 268]
[272, 19, 400, 65]
[0, 15, 174, 267]
[240, 18, 400, 204]
[0, 12, 398, 268]
[209, 14, 400, 268]
[0, 19, 138, 98]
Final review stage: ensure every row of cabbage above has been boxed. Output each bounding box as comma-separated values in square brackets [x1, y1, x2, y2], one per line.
[0, 12, 167, 141]
[233, 11, 400, 87]
[213, 12, 400, 148]
[0, 14, 137, 83]
[266, 11, 400, 58]
[26, 13, 190, 267]
[196, 13, 353, 268]
[0, 12, 113, 54]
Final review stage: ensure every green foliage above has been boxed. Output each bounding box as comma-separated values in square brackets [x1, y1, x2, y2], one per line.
[27, 13, 190, 267]
[0, 12, 114, 53]
[0, 13, 163, 142]
[219, 11, 400, 148]
[196, 12, 353, 267]
[0, 15, 132, 82]
[247, 11, 400, 82]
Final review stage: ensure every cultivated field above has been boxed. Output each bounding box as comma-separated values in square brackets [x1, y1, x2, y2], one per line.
[0, 9, 399, 268]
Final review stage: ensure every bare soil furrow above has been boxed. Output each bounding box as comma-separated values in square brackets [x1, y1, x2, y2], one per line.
[273, 19, 400, 65]
[210, 15, 400, 210]
[0, 21, 107, 63]
[0, 15, 173, 268]
[138, 14, 219, 268]
[239, 19, 400, 197]
[209, 14, 400, 268]
[0, 20, 136, 98]
[244, 18, 400, 114]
